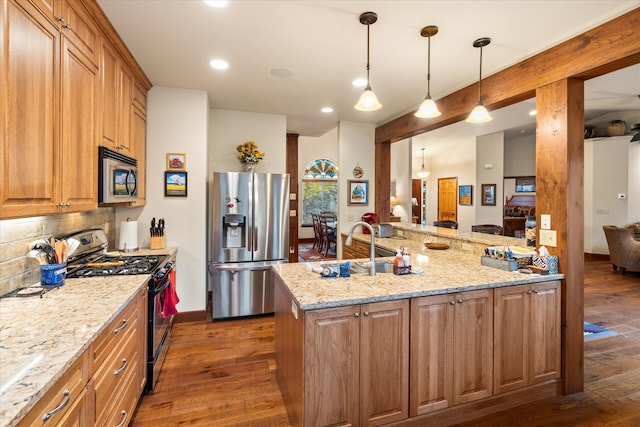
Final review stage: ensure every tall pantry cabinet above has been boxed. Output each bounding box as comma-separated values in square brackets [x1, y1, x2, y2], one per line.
[0, 0, 151, 219]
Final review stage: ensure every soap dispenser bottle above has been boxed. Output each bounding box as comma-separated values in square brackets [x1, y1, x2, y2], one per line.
[402, 247, 410, 268]
[394, 249, 404, 274]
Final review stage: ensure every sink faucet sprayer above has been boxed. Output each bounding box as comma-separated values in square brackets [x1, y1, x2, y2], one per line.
[345, 221, 376, 276]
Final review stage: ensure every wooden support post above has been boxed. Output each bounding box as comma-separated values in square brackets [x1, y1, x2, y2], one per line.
[535, 79, 585, 394]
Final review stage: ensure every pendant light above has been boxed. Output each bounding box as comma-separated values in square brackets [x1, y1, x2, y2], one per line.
[466, 37, 493, 123]
[417, 148, 430, 178]
[415, 25, 441, 118]
[354, 12, 382, 112]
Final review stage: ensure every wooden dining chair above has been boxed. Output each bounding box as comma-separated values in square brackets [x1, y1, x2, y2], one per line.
[319, 215, 336, 256]
[311, 213, 323, 252]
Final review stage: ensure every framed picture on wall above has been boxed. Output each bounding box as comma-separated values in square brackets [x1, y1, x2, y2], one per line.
[459, 185, 473, 206]
[166, 153, 186, 171]
[481, 184, 496, 206]
[348, 180, 369, 205]
[165, 171, 188, 197]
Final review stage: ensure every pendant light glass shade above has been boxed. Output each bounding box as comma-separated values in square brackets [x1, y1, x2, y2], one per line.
[466, 37, 492, 123]
[354, 12, 381, 112]
[415, 26, 441, 118]
[417, 148, 430, 178]
[355, 85, 382, 111]
[416, 97, 441, 118]
[467, 103, 492, 123]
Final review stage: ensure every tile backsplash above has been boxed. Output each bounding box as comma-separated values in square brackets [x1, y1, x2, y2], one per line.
[0, 209, 115, 296]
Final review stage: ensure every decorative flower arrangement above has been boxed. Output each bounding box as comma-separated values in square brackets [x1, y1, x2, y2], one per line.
[236, 141, 265, 164]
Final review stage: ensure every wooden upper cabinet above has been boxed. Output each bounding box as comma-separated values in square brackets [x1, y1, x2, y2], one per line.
[60, 29, 99, 212]
[1, 0, 60, 218]
[26, 0, 58, 22]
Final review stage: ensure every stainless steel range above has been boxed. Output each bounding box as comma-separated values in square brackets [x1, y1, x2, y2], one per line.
[63, 229, 174, 394]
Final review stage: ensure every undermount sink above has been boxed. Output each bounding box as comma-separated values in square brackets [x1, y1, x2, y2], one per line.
[350, 260, 394, 274]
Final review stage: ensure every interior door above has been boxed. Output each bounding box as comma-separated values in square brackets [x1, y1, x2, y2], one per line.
[438, 177, 458, 222]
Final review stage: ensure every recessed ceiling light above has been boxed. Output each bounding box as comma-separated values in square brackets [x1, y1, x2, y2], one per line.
[321, 107, 333, 113]
[529, 109, 537, 116]
[203, 0, 228, 7]
[209, 59, 229, 70]
[352, 78, 367, 88]
[270, 68, 294, 78]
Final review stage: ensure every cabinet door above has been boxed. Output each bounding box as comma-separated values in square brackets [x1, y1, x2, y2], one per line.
[130, 104, 147, 206]
[528, 281, 561, 384]
[100, 38, 118, 149]
[410, 294, 454, 416]
[1, 0, 59, 218]
[494, 285, 529, 394]
[360, 299, 409, 426]
[453, 289, 493, 405]
[59, 33, 98, 211]
[304, 306, 360, 427]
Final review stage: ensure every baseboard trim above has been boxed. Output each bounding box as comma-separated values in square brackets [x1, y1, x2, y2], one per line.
[174, 310, 207, 323]
[584, 253, 610, 261]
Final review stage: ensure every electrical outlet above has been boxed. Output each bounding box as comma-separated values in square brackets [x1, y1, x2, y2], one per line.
[539, 229, 557, 247]
[541, 214, 551, 230]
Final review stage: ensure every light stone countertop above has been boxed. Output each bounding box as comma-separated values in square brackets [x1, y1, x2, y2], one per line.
[275, 231, 562, 311]
[0, 247, 176, 427]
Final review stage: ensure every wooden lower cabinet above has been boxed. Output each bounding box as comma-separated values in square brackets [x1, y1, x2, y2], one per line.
[88, 290, 145, 425]
[494, 281, 561, 394]
[410, 289, 493, 416]
[304, 300, 409, 427]
[17, 352, 89, 427]
[341, 235, 371, 260]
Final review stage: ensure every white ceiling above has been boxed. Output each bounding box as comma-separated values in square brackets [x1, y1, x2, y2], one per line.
[98, 0, 640, 151]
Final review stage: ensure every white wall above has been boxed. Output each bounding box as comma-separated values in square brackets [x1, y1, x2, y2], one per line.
[504, 134, 536, 177]
[209, 110, 287, 174]
[584, 135, 635, 254]
[116, 86, 209, 312]
[426, 138, 476, 231]
[298, 127, 339, 240]
[337, 121, 376, 257]
[475, 132, 505, 226]
[390, 139, 411, 222]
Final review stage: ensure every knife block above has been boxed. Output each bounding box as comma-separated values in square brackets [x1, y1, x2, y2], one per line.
[150, 235, 166, 250]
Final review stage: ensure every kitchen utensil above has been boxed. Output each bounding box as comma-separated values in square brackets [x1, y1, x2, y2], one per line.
[83, 261, 126, 267]
[66, 238, 80, 258]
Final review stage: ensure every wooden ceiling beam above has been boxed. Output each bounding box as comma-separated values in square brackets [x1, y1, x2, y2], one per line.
[375, 7, 640, 144]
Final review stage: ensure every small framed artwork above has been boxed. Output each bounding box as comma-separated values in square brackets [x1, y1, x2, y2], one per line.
[459, 185, 473, 206]
[166, 153, 186, 171]
[165, 171, 188, 197]
[481, 184, 496, 206]
[348, 180, 369, 205]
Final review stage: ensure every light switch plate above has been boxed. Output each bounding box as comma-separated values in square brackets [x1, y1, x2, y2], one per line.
[539, 229, 557, 247]
[541, 214, 551, 230]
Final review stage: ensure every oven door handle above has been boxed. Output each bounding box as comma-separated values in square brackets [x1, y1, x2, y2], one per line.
[152, 275, 172, 294]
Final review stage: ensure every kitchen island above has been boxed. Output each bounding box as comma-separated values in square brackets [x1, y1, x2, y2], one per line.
[273, 229, 563, 426]
[0, 248, 176, 427]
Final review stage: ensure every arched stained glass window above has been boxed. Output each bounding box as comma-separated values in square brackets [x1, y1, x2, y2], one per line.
[302, 158, 338, 225]
[303, 158, 338, 179]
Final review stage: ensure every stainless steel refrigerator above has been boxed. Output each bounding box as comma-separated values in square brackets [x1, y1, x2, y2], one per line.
[207, 172, 289, 320]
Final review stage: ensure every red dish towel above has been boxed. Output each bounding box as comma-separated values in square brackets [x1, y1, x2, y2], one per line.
[163, 269, 180, 317]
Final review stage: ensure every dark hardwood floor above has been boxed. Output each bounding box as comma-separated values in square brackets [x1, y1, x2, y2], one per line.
[131, 259, 640, 426]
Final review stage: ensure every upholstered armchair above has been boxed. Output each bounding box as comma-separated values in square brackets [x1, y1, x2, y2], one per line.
[602, 225, 640, 275]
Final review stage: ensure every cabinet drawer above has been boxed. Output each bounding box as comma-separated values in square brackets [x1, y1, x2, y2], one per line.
[101, 363, 139, 427]
[91, 329, 138, 423]
[17, 351, 89, 427]
[90, 297, 137, 374]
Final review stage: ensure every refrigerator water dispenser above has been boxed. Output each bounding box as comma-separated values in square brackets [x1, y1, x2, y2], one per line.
[223, 214, 245, 248]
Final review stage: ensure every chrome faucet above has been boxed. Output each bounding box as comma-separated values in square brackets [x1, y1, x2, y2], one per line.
[345, 221, 376, 276]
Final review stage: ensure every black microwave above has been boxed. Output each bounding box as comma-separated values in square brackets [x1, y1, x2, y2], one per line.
[98, 146, 138, 204]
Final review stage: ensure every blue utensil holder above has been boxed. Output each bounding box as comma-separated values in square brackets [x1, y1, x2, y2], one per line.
[40, 262, 67, 287]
